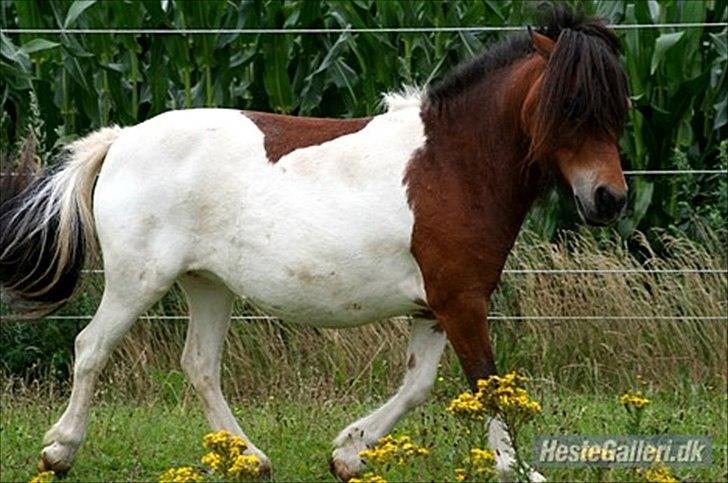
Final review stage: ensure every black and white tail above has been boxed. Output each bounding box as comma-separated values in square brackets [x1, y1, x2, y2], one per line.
[0, 127, 121, 316]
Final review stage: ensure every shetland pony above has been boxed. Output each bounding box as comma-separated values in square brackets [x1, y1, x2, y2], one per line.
[0, 7, 628, 481]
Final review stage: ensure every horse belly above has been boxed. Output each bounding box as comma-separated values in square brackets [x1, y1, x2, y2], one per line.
[220, 197, 426, 327]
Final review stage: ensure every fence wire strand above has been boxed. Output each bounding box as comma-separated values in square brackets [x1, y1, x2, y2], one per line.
[2, 170, 727, 177]
[77, 268, 727, 275]
[2, 315, 725, 322]
[1, 20, 726, 325]
[1, 22, 727, 35]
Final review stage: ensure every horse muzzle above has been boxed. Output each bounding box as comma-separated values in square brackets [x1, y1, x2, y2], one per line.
[574, 184, 627, 226]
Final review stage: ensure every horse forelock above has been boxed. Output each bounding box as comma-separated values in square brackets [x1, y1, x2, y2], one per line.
[528, 8, 629, 162]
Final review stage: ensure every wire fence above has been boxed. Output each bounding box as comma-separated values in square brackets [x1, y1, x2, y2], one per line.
[2, 170, 727, 177]
[72, 268, 728, 275]
[1, 22, 726, 35]
[1, 19, 725, 325]
[6, 315, 726, 322]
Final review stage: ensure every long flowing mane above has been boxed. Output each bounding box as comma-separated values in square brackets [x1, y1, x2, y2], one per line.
[426, 6, 629, 161]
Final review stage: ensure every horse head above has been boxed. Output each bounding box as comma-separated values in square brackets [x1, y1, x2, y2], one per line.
[522, 11, 629, 225]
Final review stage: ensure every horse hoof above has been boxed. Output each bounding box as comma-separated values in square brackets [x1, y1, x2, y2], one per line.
[329, 457, 357, 482]
[257, 458, 272, 480]
[38, 443, 73, 475]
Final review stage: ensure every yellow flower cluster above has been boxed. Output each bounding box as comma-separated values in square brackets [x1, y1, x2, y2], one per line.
[159, 430, 260, 483]
[359, 435, 429, 466]
[447, 372, 541, 421]
[638, 465, 678, 483]
[201, 430, 260, 480]
[228, 454, 261, 478]
[454, 448, 497, 482]
[200, 451, 222, 471]
[469, 448, 496, 467]
[158, 466, 203, 483]
[620, 391, 651, 410]
[478, 373, 542, 416]
[29, 471, 55, 483]
[446, 391, 485, 419]
[203, 430, 247, 457]
[350, 471, 388, 483]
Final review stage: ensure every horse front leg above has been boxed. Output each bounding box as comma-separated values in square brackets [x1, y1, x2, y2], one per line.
[330, 318, 447, 481]
[434, 292, 545, 482]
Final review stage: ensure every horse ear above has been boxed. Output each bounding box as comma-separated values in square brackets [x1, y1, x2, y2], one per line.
[528, 26, 556, 59]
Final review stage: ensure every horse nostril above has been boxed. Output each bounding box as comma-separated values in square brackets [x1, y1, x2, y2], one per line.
[595, 185, 626, 217]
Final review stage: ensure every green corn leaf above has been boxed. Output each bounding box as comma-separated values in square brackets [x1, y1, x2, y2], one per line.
[632, 180, 654, 226]
[714, 98, 727, 130]
[0, 33, 30, 71]
[650, 31, 685, 75]
[262, 36, 296, 113]
[20, 39, 60, 55]
[64, 1, 97, 29]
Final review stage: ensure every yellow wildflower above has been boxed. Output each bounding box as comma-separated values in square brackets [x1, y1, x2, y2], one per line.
[203, 430, 248, 456]
[446, 391, 485, 419]
[638, 465, 678, 483]
[620, 391, 651, 410]
[158, 466, 203, 483]
[469, 448, 496, 476]
[201, 451, 222, 471]
[454, 448, 497, 482]
[479, 374, 541, 418]
[359, 435, 429, 466]
[227, 454, 260, 478]
[470, 448, 496, 466]
[350, 472, 388, 483]
[449, 372, 540, 424]
[29, 471, 55, 483]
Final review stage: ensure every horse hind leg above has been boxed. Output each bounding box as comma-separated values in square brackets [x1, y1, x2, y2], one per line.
[39, 266, 177, 473]
[331, 319, 447, 481]
[177, 273, 271, 475]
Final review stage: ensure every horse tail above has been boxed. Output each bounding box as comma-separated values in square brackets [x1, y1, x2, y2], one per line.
[0, 126, 122, 316]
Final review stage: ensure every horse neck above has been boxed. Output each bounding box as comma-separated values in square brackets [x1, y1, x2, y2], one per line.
[413, 55, 546, 280]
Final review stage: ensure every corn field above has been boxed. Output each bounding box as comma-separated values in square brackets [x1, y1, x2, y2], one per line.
[0, 0, 726, 239]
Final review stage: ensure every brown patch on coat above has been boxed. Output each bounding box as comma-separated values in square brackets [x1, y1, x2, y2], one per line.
[407, 353, 417, 369]
[407, 55, 546, 388]
[406, 11, 627, 391]
[243, 111, 371, 163]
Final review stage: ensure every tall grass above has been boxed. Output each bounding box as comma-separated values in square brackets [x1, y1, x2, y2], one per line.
[2, 228, 724, 403]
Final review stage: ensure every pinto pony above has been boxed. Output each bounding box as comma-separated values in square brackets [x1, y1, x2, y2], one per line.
[0, 8, 628, 481]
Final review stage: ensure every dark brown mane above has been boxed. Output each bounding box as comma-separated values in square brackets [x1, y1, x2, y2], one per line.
[426, 6, 628, 161]
[426, 34, 534, 108]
